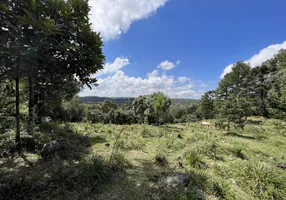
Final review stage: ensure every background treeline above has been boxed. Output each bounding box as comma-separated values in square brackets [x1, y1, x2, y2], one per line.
[45, 49, 286, 127]
[1, 49, 285, 133]
[34, 92, 202, 125]
[200, 49, 286, 131]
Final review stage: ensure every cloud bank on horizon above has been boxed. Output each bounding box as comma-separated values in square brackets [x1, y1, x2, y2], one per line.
[81, 57, 205, 99]
[220, 41, 286, 78]
[89, 0, 168, 41]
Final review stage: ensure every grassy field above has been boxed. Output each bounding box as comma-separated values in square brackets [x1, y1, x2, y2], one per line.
[1, 118, 286, 200]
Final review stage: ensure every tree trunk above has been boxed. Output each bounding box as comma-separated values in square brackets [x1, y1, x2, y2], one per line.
[28, 77, 35, 139]
[15, 76, 20, 143]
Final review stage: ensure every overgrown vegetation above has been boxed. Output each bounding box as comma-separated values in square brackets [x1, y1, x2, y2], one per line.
[0, 119, 285, 199]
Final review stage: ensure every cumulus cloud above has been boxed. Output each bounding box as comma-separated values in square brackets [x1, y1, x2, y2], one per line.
[147, 70, 159, 78]
[89, 0, 168, 41]
[158, 60, 180, 71]
[80, 70, 202, 98]
[220, 41, 286, 78]
[80, 57, 202, 98]
[178, 76, 190, 84]
[97, 57, 130, 76]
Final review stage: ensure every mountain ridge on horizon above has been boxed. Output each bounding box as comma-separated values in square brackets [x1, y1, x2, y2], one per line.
[79, 96, 200, 105]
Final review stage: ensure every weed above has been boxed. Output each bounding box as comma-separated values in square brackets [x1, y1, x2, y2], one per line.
[241, 164, 286, 199]
[109, 152, 131, 171]
[141, 125, 156, 138]
[229, 145, 248, 160]
[88, 156, 112, 185]
[185, 149, 206, 169]
[211, 179, 233, 199]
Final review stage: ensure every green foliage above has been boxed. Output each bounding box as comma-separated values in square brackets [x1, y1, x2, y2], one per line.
[89, 156, 112, 185]
[211, 179, 233, 199]
[170, 103, 201, 123]
[109, 152, 131, 171]
[1, 119, 286, 199]
[230, 145, 247, 160]
[215, 62, 253, 132]
[199, 90, 215, 119]
[132, 92, 172, 125]
[185, 149, 205, 168]
[241, 164, 286, 199]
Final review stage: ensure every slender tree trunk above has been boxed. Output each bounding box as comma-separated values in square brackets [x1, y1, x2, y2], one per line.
[28, 77, 35, 139]
[15, 76, 20, 143]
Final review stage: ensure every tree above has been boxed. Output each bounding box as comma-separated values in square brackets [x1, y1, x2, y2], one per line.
[215, 62, 253, 133]
[0, 0, 105, 142]
[132, 95, 149, 123]
[264, 50, 286, 119]
[199, 90, 215, 119]
[101, 100, 118, 113]
[153, 92, 171, 125]
[132, 92, 171, 125]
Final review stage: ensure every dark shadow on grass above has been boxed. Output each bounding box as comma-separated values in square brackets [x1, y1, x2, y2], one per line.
[93, 158, 214, 200]
[227, 132, 256, 140]
[159, 125, 184, 132]
[0, 122, 112, 200]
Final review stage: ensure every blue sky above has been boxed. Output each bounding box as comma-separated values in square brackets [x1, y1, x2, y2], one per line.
[80, 0, 286, 98]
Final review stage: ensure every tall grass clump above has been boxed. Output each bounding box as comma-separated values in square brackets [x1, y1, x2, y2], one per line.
[185, 149, 206, 169]
[241, 164, 286, 199]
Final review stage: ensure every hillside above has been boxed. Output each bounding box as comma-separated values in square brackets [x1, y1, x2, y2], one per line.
[80, 96, 200, 105]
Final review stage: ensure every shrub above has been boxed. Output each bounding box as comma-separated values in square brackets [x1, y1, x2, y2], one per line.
[89, 156, 112, 184]
[109, 152, 131, 171]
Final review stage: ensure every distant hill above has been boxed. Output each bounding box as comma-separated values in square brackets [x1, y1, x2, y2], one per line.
[80, 96, 200, 105]
[80, 96, 130, 105]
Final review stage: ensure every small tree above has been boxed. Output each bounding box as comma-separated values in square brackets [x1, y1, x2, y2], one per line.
[199, 90, 215, 119]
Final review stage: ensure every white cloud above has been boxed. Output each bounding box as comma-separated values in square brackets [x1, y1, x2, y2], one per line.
[147, 70, 159, 78]
[81, 57, 203, 98]
[89, 0, 168, 41]
[200, 83, 207, 87]
[220, 41, 286, 78]
[178, 76, 190, 84]
[97, 57, 130, 76]
[80, 70, 203, 99]
[158, 60, 180, 71]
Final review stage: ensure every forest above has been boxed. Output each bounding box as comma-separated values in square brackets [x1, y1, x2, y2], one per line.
[0, 0, 286, 200]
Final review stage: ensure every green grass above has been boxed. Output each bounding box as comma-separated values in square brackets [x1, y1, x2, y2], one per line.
[1, 118, 286, 199]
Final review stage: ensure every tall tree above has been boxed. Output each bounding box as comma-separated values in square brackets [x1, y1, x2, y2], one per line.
[0, 0, 105, 141]
[215, 62, 252, 133]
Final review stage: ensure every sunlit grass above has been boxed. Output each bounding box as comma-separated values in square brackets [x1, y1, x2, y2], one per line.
[1, 118, 286, 199]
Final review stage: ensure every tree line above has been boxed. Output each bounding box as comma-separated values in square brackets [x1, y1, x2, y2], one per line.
[200, 49, 286, 132]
